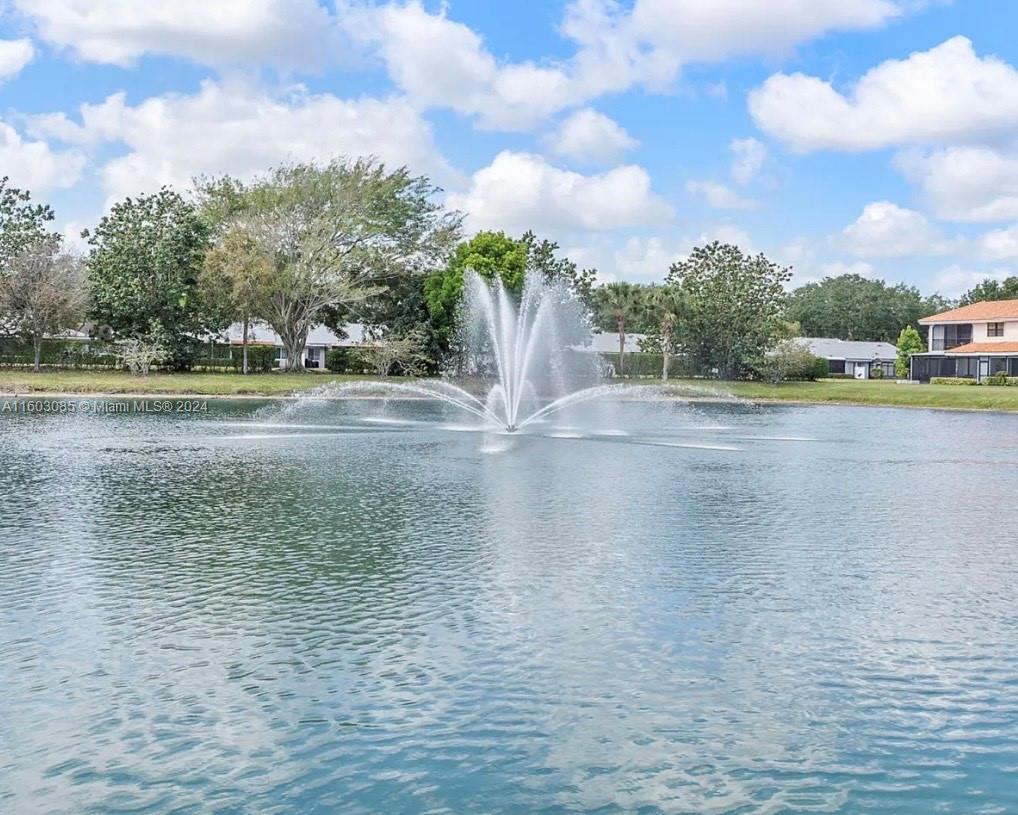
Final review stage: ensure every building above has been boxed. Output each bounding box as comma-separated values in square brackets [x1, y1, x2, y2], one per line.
[799, 337, 897, 379]
[577, 332, 648, 355]
[224, 322, 376, 370]
[911, 300, 1018, 382]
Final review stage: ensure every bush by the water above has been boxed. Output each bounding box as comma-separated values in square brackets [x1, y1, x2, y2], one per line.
[751, 341, 828, 383]
[930, 377, 980, 385]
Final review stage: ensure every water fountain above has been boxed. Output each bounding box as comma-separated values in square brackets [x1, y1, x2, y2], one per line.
[309, 270, 620, 433]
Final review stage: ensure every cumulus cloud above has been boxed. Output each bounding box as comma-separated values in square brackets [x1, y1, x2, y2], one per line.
[840, 201, 954, 257]
[448, 151, 672, 234]
[686, 180, 757, 210]
[0, 38, 34, 82]
[729, 137, 767, 185]
[12, 0, 337, 69]
[896, 146, 1018, 223]
[977, 224, 1018, 260]
[931, 265, 1014, 298]
[31, 81, 456, 204]
[347, 0, 911, 131]
[545, 108, 638, 164]
[749, 37, 1018, 152]
[0, 119, 85, 193]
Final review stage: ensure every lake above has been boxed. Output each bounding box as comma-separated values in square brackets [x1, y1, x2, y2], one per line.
[1, 396, 1016, 813]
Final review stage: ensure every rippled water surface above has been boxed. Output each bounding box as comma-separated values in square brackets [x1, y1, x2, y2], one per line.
[2, 397, 1017, 814]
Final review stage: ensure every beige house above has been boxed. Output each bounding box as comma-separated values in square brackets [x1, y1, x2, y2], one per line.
[912, 300, 1018, 381]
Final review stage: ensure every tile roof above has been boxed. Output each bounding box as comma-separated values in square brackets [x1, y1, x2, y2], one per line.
[919, 299, 1018, 323]
[946, 342, 1018, 354]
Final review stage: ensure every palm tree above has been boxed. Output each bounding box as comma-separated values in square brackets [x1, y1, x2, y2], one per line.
[598, 281, 642, 377]
[644, 286, 685, 380]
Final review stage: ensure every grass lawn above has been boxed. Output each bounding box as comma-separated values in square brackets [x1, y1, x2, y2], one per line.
[669, 378, 1018, 412]
[3, 369, 1018, 412]
[0, 369, 380, 396]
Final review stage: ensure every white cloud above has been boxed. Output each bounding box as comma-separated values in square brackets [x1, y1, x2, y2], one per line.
[447, 150, 672, 233]
[33, 81, 455, 205]
[13, 0, 336, 69]
[931, 265, 1013, 298]
[896, 146, 1018, 223]
[977, 224, 1018, 260]
[0, 119, 85, 193]
[729, 137, 767, 184]
[686, 180, 757, 210]
[0, 38, 34, 82]
[348, 0, 911, 132]
[545, 108, 638, 164]
[840, 201, 953, 257]
[750, 37, 1018, 152]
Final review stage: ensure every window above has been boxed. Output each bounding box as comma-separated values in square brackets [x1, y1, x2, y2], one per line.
[988, 322, 1005, 337]
[828, 359, 845, 374]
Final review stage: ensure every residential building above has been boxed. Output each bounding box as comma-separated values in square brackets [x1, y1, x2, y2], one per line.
[912, 300, 1018, 382]
[799, 337, 897, 379]
[224, 322, 376, 370]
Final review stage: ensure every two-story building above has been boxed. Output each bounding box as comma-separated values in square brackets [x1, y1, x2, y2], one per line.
[911, 300, 1018, 381]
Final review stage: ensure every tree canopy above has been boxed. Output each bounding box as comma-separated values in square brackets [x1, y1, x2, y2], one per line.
[785, 274, 947, 342]
[667, 242, 791, 379]
[85, 188, 218, 368]
[958, 276, 1018, 305]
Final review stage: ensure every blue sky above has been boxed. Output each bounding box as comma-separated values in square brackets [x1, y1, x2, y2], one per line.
[2, 0, 1018, 296]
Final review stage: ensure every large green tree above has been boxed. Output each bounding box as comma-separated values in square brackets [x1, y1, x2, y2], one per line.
[667, 242, 791, 379]
[210, 159, 459, 371]
[86, 188, 218, 368]
[958, 276, 1018, 305]
[423, 230, 593, 360]
[786, 274, 945, 341]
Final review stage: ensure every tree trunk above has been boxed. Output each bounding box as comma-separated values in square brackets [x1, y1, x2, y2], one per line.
[33, 333, 42, 372]
[241, 316, 249, 375]
[616, 313, 626, 378]
[280, 329, 308, 373]
[661, 324, 671, 381]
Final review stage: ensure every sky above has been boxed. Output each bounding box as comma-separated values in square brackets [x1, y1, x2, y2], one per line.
[2, 0, 1018, 297]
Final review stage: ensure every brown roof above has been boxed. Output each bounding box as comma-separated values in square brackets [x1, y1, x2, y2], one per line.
[919, 300, 1018, 324]
[946, 342, 1018, 355]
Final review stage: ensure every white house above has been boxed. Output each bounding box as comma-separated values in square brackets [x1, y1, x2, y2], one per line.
[225, 322, 377, 369]
[576, 332, 648, 355]
[799, 337, 898, 380]
[912, 300, 1018, 382]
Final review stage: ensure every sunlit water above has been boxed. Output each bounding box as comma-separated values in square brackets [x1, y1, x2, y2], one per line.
[2, 397, 1017, 814]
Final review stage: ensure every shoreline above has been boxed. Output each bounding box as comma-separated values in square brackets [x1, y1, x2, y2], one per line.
[4, 388, 1018, 416]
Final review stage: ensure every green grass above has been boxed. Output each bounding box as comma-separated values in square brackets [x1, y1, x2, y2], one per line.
[666, 378, 1018, 412]
[0, 369, 381, 396]
[4, 369, 1018, 412]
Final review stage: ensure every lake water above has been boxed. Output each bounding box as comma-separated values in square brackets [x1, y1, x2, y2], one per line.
[2, 396, 1017, 814]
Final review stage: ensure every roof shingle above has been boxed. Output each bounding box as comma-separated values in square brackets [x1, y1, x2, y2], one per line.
[946, 342, 1018, 354]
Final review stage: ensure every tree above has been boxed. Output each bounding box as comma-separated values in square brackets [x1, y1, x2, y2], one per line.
[896, 325, 924, 379]
[643, 285, 685, 380]
[667, 242, 791, 379]
[200, 226, 274, 374]
[958, 276, 1018, 305]
[362, 329, 430, 377]
[0, 177, 57, 273]
[0, 238, 87, 371]
[222, 159, 459, 372]
[786, 274, 943, 342]
[85, 188, 218, 368]
[423, 230, 590, 362]
[597, 281, 643, 377]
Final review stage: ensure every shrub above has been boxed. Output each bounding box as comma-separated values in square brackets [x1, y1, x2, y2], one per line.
[751, 340, 827, 383]
[930, 377, 979, 386]
[986, 370, 1009, 386]
[870, 365, 885, 379]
